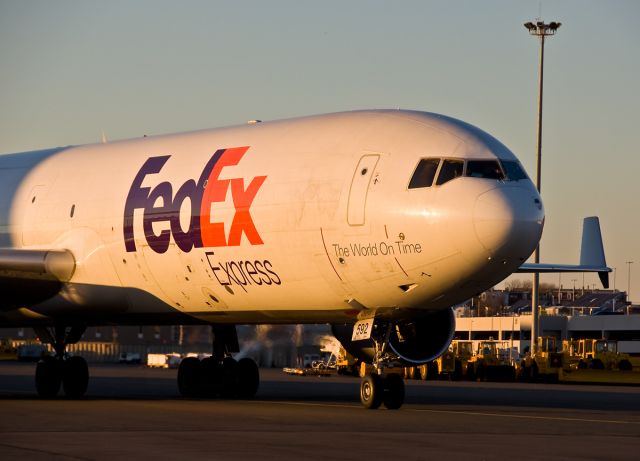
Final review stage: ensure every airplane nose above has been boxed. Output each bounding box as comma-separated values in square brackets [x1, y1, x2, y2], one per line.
[473, 186, 544, 259]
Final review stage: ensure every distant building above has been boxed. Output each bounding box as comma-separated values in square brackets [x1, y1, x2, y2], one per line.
[455, 313, 640, 354]
[564, 291, 628, 315]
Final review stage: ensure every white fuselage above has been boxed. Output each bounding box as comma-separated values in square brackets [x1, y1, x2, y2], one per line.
[0, 110, 544, 326]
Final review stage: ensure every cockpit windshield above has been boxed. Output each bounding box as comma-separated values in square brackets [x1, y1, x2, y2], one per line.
[466, 160, 504, 180]
[408, 158, 440, 189]
[435, 159, 464, 185]
[501, 160, 528, 181]
[408, 157, 529, 189]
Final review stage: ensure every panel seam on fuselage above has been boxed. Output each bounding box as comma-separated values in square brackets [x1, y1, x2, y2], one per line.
[319, 227, 342, 282]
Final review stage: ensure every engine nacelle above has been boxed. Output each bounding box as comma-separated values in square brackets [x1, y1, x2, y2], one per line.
[332, 308, 456, 366]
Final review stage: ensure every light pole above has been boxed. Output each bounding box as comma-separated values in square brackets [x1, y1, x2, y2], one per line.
[627, 261, 633, 303]
[524, 20, 561, 352]
[558, 273, 561, 304]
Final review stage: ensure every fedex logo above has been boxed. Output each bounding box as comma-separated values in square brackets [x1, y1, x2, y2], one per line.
[124, 146, 266, 254]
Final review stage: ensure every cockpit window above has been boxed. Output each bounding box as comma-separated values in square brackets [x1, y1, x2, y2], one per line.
[501, 160, 528, 181]
[408, 158, 440, 189]
[466, 160, 504, 180]
[435, 159, 464, 185]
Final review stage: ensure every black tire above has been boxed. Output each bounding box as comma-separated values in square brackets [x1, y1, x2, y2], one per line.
[177, 357, 202, 397]
[383, 374, 405, 410]
[618, 360, 632, 371]
[62, 356, 89, 398]
[531, 362, 539, 381]
[235, 358, 260, 399]
[35, 356, 61, 398]
[453, 360, 463, 381]
[360, 374, 383, 409]
[219, 357, 237, 398]
[519, 364, 530, 382]
[591, 359, 604, 370]
[350, 363, 360, 377]
[492, 365, 514, 382]
[427, 362, 439, 381]
[200, 356, 221, 397]
[476, 364, 486, 382]
[487, 366, 498, 382]
[466, 365, 476, 382]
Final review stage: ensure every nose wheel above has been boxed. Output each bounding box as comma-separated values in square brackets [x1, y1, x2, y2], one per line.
[358, 321, 406, 409]
[360, 373, 383, 409]
[360, 373, 405, 410]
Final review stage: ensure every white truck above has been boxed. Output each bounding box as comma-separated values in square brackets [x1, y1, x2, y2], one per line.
[147, 353, 182, 368]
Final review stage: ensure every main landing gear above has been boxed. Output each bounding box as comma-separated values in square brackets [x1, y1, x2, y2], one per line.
[33, 326, 89, 398]
[359, 322, 405, 410]
[177, 325, 259, 399]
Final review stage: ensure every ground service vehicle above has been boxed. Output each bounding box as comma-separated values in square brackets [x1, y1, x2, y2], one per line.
[451, 340, 474, 379]
[466, 340, 516, 382]
[415, 347, 459, 380]
[16, 343, 48, 362]
[520, 336, 566, 382]
[0, 339, 17, 360]
[335, 348, 360, 376]
[569, 339, 634, 371]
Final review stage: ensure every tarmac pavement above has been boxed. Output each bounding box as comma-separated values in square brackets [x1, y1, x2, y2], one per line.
[1, 362, 639, 460]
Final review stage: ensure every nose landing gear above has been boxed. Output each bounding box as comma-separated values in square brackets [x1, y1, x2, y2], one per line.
[359, 322, 405, 410]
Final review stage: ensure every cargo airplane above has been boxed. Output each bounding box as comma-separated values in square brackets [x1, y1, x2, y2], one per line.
[0, 110, 609, 408]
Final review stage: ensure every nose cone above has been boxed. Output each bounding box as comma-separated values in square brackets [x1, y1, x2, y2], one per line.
[473, 186, 544, 259]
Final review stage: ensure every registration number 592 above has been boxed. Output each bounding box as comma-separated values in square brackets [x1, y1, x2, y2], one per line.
[351, 318, 374, 341]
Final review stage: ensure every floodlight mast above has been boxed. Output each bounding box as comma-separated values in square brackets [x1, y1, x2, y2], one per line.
[524, 20, 561, 353]
[627, 261, 633, 303]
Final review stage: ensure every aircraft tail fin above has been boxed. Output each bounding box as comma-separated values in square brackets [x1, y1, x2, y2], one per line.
[580, 216, 609, 288]
[517, 216, 611, 288]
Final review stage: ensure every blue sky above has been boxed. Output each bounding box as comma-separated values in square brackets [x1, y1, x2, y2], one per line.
[1, 1, 639, 300]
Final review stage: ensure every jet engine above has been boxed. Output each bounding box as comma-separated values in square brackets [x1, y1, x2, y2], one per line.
[331, 308, 456, 366]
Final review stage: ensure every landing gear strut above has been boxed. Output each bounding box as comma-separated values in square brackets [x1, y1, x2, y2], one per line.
[33, 326, 88, 398]
[359, 322, 405, 410]
[177, 325, 259, 399]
